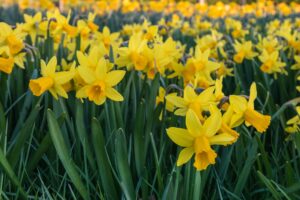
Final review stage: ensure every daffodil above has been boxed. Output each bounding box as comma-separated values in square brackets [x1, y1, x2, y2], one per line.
[285, 106, 300, 134]
[0, 22, 26, 73]
[21, 12, 42, 43]
[95, 26, 121, 51]
[229, 82, 271, 132]
[256, 36, 281, 54]
[166, 109, 236, 170]
[76, 58, 125, 105]
[116, 32, 149, 70]
[156, 87, 175, 112]
[292, 55, 300, 70]
[258, 50, 286, 76]
[166, 85, 215, 120]
[233, 41, 257, 64]
[29, 57, 75, 99]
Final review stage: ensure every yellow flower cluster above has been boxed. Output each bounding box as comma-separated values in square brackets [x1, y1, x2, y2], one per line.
[165, 82, 270, 171]
[0, 23, 26, 74]
[10, 0, 300, 18]
[1, 1, 299, 171]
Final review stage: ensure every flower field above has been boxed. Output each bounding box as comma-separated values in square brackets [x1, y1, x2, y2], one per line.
[0, 0, 300, 199]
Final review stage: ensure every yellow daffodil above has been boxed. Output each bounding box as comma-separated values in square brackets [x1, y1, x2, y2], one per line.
[229, 82, 271, 132]
[285, 106, 300, 134]
[76, 58, 125, 105]
[29, 57, 75, 99]
[21, 12, 42, 43]
[258, 50, 286, 76]
[292, 55, 300, 70]
[233, 41, 257, 64]
[166, 85, 215, 120]
[166, 109, 236, 170]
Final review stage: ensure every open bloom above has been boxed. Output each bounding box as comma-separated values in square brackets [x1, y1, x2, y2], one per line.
[166, 85, 215, 121]
[233, 41, 257, 63]
[229, 82, 271, 132]
[76, 58, 125, 105]
[29, 57, 75, 99]
[258, 50, 286, 76]
[166, 109, 236, 171]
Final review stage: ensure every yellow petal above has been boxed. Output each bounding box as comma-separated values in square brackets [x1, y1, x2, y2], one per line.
[105, 87, 124, 101]
[174, 108, 188, 116]
[78, 66, 96, 84]
[230, 113, 245, 128]
[54, 71, 75, 85]
[95, 58, 108, 80]
[186, 109, 203, 137]
[177, 147, 194, 166]
[184, 86, 197, 102]
[76, 85, 90, 99]
[94, 96, 106, 105]
[197, 87, 214, 104]
[105, 70, 126, 87]
[166, 95, 187, 108]
[77, 51, 88, 66]
[54, 85, 68, 99]
[203, 109, 222, 137]
[229, 95, 247, 113]
[46, 56, 57, 75]
[166, 127, 193, 147]
[49, 88, 58, 100]
[248, 82, 257, 109]
[209, 133, 236, 146]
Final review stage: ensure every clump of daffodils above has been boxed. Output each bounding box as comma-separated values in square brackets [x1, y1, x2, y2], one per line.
[166, 82, 271, 171]
[0, 23, 26, 74]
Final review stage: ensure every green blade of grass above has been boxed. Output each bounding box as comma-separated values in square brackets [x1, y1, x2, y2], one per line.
[7, 102, 41, 168]
[0, 148, 27, 199]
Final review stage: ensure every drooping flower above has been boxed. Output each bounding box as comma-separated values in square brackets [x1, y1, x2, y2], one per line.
[229, 82, 271, 132]
[29, 56, 75, 99]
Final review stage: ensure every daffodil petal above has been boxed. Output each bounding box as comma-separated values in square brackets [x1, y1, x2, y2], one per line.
[177, 147, 194, 166]
[166, 127, 193, 147]
[184, 86, 197, 102]
[106, 87, 124, 101]
[54, 71, 75, 85]
[209, 133, 236, 146]
[186, 109, 203, 136]
[105, 70, 126, 86]
[166, 95, 187, 108]
[203, 110, 222, 137]
[77, 66, 96, 84]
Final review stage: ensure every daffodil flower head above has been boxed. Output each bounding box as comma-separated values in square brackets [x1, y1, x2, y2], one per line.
[29, 56, 75, 99]
[76, 57, 125, 105]
[166, 85, 215, 120]
[229, 82, 271, 132]
[167, 108, 236, 171]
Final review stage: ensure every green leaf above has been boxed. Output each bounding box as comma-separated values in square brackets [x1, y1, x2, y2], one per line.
[114, 129, 136, 200]
[7, 103, 41, 168]
[47, 109, 89, 200]
[0, 148, 27, 199]
[75, 100, 96, 170]
[91, 118, 118, 199]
